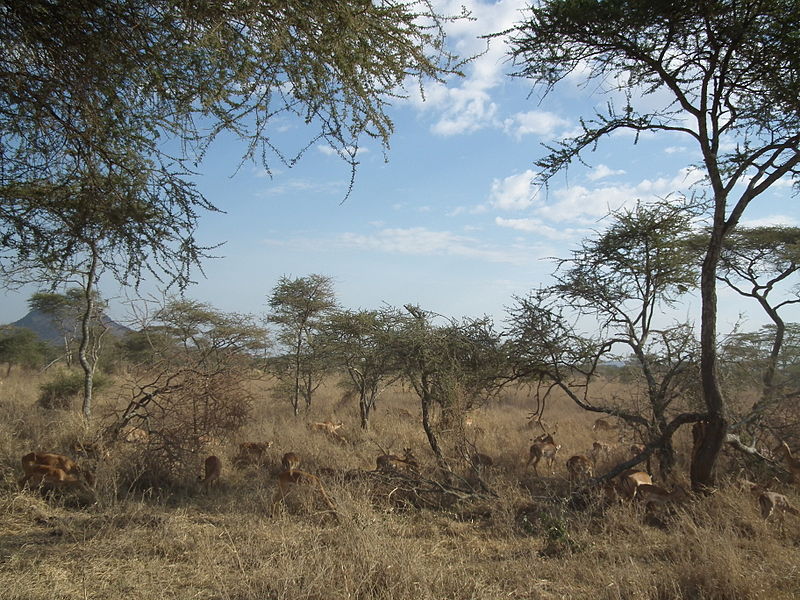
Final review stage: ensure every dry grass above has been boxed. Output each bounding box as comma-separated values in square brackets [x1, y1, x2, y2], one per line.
[1, 370, 798, 600]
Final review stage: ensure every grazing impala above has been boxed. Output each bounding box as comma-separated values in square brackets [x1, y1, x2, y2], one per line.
[198, 456, 222, 493]
[271, 469, 337, 519]
[21, 452, 94, 486]
[566, 454, 593, 482]
[758, 491, 799, 520]
[615, 469, 653, 500]
[525, 433, 561, 476]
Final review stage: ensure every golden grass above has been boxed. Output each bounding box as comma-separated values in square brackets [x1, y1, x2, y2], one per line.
[0, 370, 798, 600]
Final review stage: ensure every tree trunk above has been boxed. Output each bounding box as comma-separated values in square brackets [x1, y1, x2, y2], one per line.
[359, 392, 370, 430]
[419, 375, 450, 475]
[691, 238, 728, 491]
[79, 247, 99, 420]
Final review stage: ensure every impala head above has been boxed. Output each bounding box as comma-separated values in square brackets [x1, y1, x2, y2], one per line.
[281, 452, 300, 472]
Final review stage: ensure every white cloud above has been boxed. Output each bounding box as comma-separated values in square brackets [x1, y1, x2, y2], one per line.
[410, 0, 530, 136]
[664, 146, 688, 155]
[338, 226, 529, 264]
[738, 214, 799, 228]
[484, 166, 707, 230]
[257, 178, 344, 196]
[587, 164, 626, 181]
[537, 166, 705, 223]
[488, 170, 538, 211]
[495, 217, 586, 240]
[503, 110, 571, 140]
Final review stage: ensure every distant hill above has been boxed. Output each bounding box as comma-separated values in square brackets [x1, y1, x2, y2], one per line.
[9, 309, 132, 345]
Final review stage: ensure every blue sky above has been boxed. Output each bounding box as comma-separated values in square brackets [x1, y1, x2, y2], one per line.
[2, 0, 798, 333]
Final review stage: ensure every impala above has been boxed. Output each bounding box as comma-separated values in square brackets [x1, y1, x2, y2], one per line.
[281, 452, 301, 472]
[376, 448, 419, 475]
[470, 452, 494, 470]
[198, 455, 222, 493]
[615, 469, 652, 500]
[629, 443, 646, 457]
[271, 468, 337, 518]
[525, 433, 561, 476]
[592, 418, 616, 432]
[635, 483, 689, 509]
[308, 421, 344, 434]
[566, 454, 593, 482]
[19, 463, 82, 489]
[589, 441, 616, 464]
[758, 491, 799, 520]
[21, 452, 94, 486]
[234, 441, 273, 468]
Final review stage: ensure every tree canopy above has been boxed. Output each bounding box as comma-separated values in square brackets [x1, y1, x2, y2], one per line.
[0, 0, 463, 290]
[510, 0, 800, 488]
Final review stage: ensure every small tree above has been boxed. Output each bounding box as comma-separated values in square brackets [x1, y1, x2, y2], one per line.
[507, 201, 703, 478]
[720, 323, 800, 448]
[29, 287, 110, 417]
[267, 274, 337, 416]
[391, 305, 507, 474]
[108, 298, 268, 485]
[0, 326, 50, 376]
[321, 308, 404, 430]
[716, 227, 800, 419]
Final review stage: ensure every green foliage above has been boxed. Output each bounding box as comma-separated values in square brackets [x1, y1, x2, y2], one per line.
[38, 370, 109, 410]
[129, 298, 270, 370]
[267, 274, 338, 414]
[0, 1, 464, 290]
[720, 323, 800, 395]
[0, 326, 51, 373]
[320, 308, 406, 428]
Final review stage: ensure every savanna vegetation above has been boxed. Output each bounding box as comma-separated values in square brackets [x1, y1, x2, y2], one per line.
[1, 366, 799, 600]
[2, 1, 800, 598]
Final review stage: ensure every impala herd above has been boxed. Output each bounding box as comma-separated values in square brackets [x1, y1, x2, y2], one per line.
[15, 415, 800, 525]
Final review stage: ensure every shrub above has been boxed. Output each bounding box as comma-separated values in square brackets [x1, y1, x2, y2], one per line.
[38, 371, 109, 409]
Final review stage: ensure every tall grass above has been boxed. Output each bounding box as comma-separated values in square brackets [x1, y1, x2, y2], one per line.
[0, 370, 798, 599]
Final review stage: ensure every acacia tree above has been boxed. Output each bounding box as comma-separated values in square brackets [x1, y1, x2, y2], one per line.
[320, 308, 404, 430]
[391, 305, 506, 474]
[28, 290, 83, 365]
[511, 0, 800, 489]
[0, 1, 464, 417]
[267, 274, 338, 416]
[711, 227, 800, 449]
[0, 327, 50, 376]
[507, 201, 702, 478]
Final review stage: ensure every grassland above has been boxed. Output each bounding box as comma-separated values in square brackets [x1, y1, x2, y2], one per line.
[0, 371, 798, 600]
